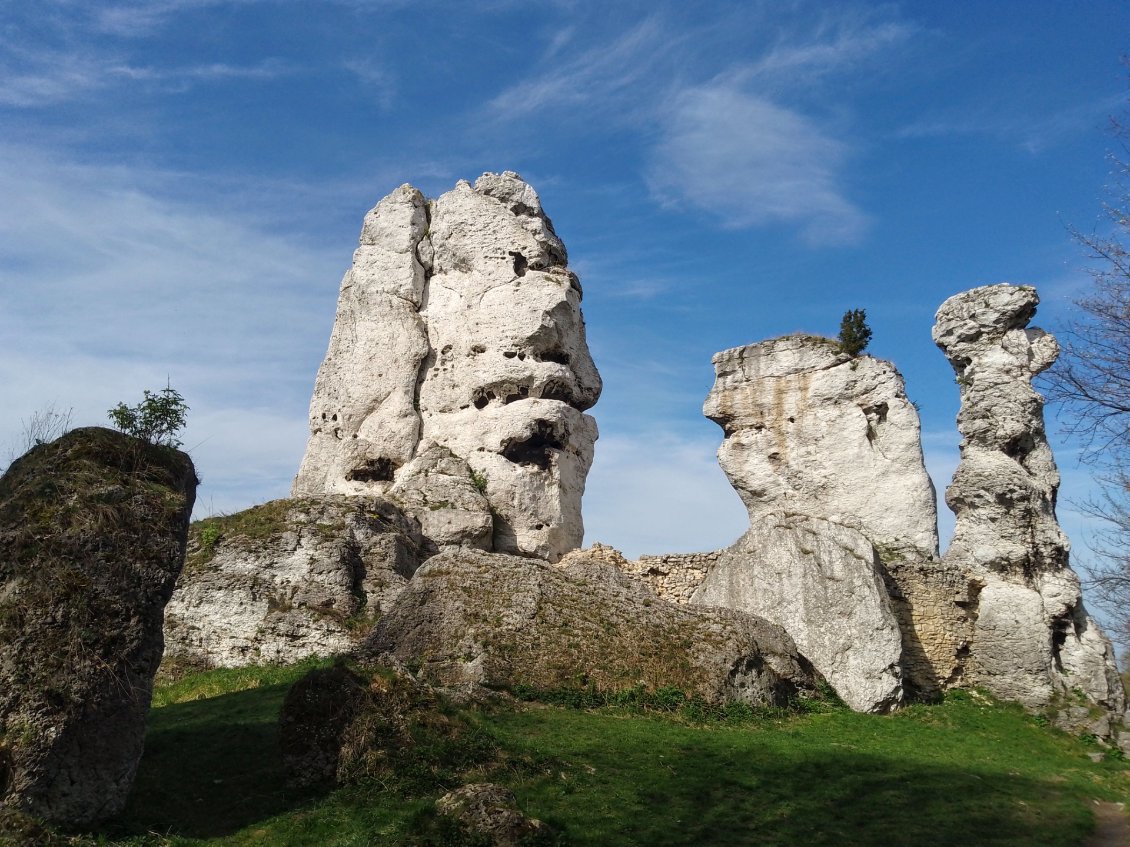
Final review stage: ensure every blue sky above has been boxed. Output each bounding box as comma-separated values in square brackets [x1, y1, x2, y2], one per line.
[1, 0, 1127, 566]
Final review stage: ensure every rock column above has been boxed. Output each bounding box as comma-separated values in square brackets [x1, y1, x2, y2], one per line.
[294, 173, 602, 561]
[934, 284, 1124, 731]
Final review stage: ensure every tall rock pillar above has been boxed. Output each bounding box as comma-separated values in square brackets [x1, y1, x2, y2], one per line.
[934, 283, 1124, 732]
[294, 173, 601, 561]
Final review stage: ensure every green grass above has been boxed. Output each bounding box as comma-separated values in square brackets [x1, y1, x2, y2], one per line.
[83, 664, 1129, 847]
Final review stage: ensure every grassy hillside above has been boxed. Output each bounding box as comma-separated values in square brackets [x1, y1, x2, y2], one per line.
[80, 662, 1128, 847]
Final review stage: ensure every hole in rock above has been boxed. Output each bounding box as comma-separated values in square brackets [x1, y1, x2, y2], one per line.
[510, 251, 528, 277]
[441, 344, 453, 355]
[534, 523, 545, 530]
[331, 414, 338, 421]
[473, 395, 489, 410]
[346, 457, 396, 483]
[536, 350, 571, 365]
[503, 351, 517, 359]
[1002, 434, 1035, 461]
[511, 202, 536, 217]
[471, 344, 487, 354]
[502, 421, 564, 470]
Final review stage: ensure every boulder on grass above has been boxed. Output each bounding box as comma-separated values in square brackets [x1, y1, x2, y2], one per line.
[364, 549, 821, 706]
[0, 427, 197, 825]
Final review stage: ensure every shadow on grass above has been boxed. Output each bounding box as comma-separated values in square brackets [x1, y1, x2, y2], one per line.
[98, 681, 325, 840]
[500, 717, 1099, 847]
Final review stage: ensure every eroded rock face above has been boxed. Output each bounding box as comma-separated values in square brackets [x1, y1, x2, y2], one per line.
[0, 428, 197, 825]
[696, 335, 946, 711]
[364, 549, 823, 707]
[704, 335, 937, 556]
[164, 497, 424, 669]
[294, 173, 601, 561]
[934, 284, 1125, 730]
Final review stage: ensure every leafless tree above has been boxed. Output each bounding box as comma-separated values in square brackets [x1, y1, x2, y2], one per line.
[3, 403, 74, 471]
[1045, 104, 1130, 651]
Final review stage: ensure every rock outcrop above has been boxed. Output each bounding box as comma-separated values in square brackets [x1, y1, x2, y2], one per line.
[164, 496, 424, 668]
[364, 549, 822, 706]
[0, 428, 197, 825]
[435, 784, 553, 847]
[933, 284, 1125, 731]
[703, 335, 938, 555]
[294, 172, 601, 562]
[690, 335, 942, 711]
[695, 515, 903, 713]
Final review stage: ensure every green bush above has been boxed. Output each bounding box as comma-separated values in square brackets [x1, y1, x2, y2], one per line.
[107, 384, 189, 447]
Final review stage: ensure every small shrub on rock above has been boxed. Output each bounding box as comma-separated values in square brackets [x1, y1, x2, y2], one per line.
[837, 309, 872, 357]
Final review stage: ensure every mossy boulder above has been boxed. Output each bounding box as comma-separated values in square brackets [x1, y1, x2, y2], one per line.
[0, 427, 197, 825]
[364, 549, 821, 706]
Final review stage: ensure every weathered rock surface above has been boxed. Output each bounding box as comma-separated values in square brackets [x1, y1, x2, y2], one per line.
[164, 496, 424, 668]
[294, 172, 601, 561]
[0, 428, 197, 825]
[388, 445, 493, 552]
[694, 514, 903, 713]
[436, 783, 553, 847]
[695, 335, 946, 711]
[704, 335, 938, 556]
[364, 549, 822, 706]
[934, 284, 1125, 731]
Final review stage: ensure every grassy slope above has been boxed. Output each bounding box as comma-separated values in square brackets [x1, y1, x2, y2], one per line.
[91, 663, 1129, 847]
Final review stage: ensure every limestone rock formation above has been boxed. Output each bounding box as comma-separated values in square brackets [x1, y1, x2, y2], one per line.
[694, 514, 903, 713]
[703, 335, 938, 556]
[693, 335, 944, 711]
[294, 172, 601, 561]
[0, 428, 197, 825]
[364, 549, 822, 706]
[164, 496, 424, 668]
[933, 284, 1125, 731]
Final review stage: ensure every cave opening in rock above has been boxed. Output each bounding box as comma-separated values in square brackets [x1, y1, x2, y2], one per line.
[502, 421, 564, 470]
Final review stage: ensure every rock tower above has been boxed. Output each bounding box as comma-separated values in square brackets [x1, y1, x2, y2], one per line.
[293, 172, 601, 561]
[692, 335, 939, 712]
[933, 284, 1124, 730]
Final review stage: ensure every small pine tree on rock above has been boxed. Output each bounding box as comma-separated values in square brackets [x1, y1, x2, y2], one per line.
[837, 309, 872, 357]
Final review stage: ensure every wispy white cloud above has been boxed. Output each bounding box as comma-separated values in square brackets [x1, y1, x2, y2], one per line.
[342, 58, 396, 109]
[897, 92, 1125, 155]
[0, 47, 293, 107]
[0, 144, 344, 516]
[647, 83, 869, 245]
[488, 16, 671, 119]
[487, 5, 913, 245]
[737, 14, 916, 87]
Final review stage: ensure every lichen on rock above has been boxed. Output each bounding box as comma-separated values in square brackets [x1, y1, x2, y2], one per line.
[364, 548, 822, 707]
[0, 427, 197, 825]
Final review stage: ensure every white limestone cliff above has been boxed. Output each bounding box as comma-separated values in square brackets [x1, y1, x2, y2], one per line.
[933, 283, 1125, 733]
[293, 173, 601, 561]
